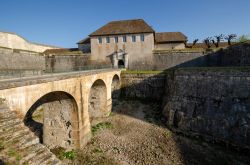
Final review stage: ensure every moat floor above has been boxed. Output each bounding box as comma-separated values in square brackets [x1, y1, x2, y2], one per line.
[69, 100, 249, 165]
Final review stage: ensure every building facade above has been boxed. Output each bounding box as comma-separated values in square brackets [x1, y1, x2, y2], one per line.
[78, 19, 187, 68]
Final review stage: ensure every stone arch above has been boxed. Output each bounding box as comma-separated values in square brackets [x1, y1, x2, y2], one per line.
[24, 91, 79, 149]
[88, 79, 107, 122]
[111, 74, 120, 99]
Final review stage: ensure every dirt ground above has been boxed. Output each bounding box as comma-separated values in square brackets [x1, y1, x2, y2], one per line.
[67, 100, 250, 165]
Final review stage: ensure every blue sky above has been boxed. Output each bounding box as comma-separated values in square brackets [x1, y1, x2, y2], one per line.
[0, 0, 249, 48]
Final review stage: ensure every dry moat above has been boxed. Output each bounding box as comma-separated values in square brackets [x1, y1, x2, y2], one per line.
[39, 100, 249, 165]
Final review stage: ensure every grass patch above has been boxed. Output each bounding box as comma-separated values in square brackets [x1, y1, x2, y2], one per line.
[50, 147, 76, 160]
[63, 150, 76, 160]
[91, 122, 113, 135]
[0, 141, 4, 151]
[7, 148, 21, 161]
[50, 147, 66, 160]
[122, 70, 164, 74]
[163, 130, 172, 139]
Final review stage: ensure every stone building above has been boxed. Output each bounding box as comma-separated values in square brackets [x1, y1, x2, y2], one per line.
[155, 32, 187, 50]
[77, 19, 187, 68]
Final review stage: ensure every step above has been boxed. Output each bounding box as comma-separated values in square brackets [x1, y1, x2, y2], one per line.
[0, 121, 24, 133]
[0, 118, 22, 128]
[4, 129, 33, 144]
[0, 112, 18, 121]
[25, 147, 48, 164]
[40, 155, 61, 165]
[0, 126, 29, 141]
[33, 150, 55, 165]
[19, 144, 45, 163]
[35, 153, 54, 165]
[15, 135, 39, 150]
[0, 109, 16, 116]
[21, 145, 47, 164]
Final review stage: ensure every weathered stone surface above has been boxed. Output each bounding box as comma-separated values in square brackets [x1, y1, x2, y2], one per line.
[0, 103, 61, 164]
[162, 68, 250, 149]
[88, 79, 107, 121]
[121, 73, 166, 100]
[43, 97, 77, 149]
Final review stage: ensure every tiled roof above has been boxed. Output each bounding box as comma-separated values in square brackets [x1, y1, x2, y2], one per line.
[77, 37, 90, 44]
[155, 32, 187, 43]
[89, 19, 155, 36]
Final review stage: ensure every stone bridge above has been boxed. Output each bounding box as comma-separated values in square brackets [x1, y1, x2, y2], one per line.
[0, 69, 121, 149]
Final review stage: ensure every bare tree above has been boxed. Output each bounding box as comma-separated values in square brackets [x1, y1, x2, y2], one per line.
[203, 37, 212, 48]
[192, 39, 199, 48]
[225, 34, 237, 45]
[185, 39, 199, 48]
[212, 34, 224, 47]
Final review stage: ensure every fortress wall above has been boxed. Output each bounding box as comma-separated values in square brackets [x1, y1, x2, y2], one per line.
[120, 72, 166, 101]
[162, 68, 250, 149]
[120, 67, 250, 150]
[0, 32, 59, 53]
[129, 42, 250, 70]
[0, 47, 45, 71]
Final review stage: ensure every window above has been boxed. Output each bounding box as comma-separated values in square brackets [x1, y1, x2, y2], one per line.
[132, 35, 136, 42]
[115, 36, 118, 43]
[106, 37, 110, 43]
[98, 37, 102, 44]
[123, 35, 127, 42]
[140, 34, 145, 42]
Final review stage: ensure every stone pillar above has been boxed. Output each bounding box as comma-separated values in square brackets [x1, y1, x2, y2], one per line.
[43, 99, 78, 149]
[112, 53, 118, 68]
[124, 54, 129, 68]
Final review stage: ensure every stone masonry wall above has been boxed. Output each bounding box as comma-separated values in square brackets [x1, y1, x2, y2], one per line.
[0, 47, 45, 70]
[162, 68, 250, 149]
[129, 42, 250, 70]
[120, 73, 166, 100]
[45, 55, 90, 72]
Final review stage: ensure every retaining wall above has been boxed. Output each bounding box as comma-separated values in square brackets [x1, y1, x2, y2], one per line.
[162, 68, 250, 149]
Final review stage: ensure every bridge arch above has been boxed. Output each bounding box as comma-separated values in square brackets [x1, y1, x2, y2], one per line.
[111, 74, 120, 99]
[88, 79, 107, 122]
[24, 91, 79, 149]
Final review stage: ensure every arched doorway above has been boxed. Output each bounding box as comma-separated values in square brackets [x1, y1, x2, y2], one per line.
[88, 79, 107, 122]
[118, 60, 125, 68]
[24, 91, 79, 149]
[111, 74, 120, 99]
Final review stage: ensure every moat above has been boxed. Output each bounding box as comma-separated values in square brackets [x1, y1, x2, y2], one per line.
[26, 100, 250, 165]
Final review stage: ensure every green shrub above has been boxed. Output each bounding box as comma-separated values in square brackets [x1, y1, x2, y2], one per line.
[91, 122, 113, 134]
[63, 150, 76, 160]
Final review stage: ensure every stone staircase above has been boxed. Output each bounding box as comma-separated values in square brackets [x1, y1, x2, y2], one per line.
[0, 102, 61, 165]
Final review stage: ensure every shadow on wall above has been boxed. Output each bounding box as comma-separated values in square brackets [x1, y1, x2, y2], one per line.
[109, 42, 250, 164]
[129, 42, 250, 70]
[24, 91, 79, 149]
[111, 68, 250, 165]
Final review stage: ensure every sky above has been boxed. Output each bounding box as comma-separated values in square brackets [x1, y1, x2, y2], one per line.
[0, 0, 250, 48]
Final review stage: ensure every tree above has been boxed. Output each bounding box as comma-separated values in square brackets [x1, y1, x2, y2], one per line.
[225, 34, 237, 45]
[185, 39, 199, 48]
[192, 39, 199, 48]
[212, 34, 224, 47]
[237, 35, 249, 42]
[203, 37, 212, 48]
